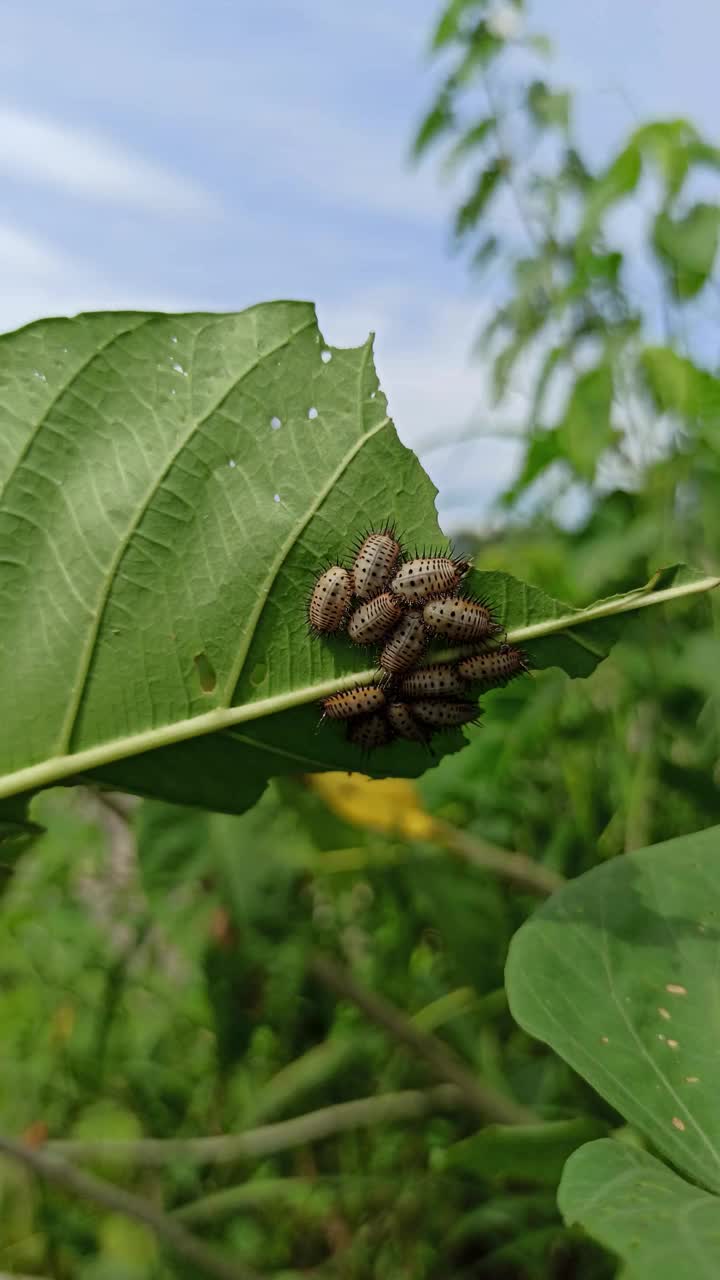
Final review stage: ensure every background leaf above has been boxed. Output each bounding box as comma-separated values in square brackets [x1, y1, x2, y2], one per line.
[559, 1139, 720, 1279]
[507, 825, 720, 1194]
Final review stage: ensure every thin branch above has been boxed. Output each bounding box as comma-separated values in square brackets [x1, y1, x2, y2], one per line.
[309, 952, 536, 1125]
[47, 1086, 462, 1167]
[433, 820, 565, 896]
[0, 1135, 259, 1280]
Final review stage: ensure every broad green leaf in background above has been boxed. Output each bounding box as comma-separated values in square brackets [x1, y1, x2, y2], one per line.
[556, 363, 616, 480]
[641, 347, 720, 430]
[559, 1139, 720, 1280]
[652, 203, 720, 300]
[506, 825, 720, 1195]
[0, 304, 717, 820]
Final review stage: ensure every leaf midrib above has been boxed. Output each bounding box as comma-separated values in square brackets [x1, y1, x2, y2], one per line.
[2, 573, 717, 802]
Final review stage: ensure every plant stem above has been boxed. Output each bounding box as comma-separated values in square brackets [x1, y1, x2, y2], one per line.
[309, 952, 536, 1125]
[0, 1135, 259, 1280]
[48, 1086, 462, 1166]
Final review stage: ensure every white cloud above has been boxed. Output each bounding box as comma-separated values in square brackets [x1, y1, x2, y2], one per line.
[0, 104, 219, 216]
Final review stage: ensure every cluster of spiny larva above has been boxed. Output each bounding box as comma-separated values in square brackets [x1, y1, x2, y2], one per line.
[308, 527, 529, 753]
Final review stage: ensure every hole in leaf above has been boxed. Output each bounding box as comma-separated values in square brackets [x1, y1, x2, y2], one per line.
[270, 416, 282, 430]
[228, 459, 237, 468]
[273, 493, 281, 503]
[194, 652, 217, 693]
[308, 407, 318, 420]
[321, 350, 332, 363]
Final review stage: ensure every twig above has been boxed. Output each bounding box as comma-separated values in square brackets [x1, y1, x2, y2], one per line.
[48, 1086, 462, 1166]
[309, 952, 535, 1125]
[433, 820, 565, 896]
[0, 1135, 259, 1280]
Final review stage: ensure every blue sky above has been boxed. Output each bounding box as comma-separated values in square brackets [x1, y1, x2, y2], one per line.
[2, 0, 719, 529]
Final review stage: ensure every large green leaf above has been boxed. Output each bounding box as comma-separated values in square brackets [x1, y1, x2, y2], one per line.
[0, 305, 717, 818]
[507, 825, 720, 1195]
[559, 1140, 720, 1279]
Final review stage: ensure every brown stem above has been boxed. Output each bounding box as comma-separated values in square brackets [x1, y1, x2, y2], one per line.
[309, 952, 536, 1125]
[0, 1135, 259, 1280]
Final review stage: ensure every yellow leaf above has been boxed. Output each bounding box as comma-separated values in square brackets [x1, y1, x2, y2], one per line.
[310, 773, 437, 841]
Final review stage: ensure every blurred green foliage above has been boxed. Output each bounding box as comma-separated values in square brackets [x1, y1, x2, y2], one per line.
[3, 1, 720, 1276]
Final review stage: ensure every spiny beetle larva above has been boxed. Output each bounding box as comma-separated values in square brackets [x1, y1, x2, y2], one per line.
[379, 611, 428, 677]
[352, 528, 402, 600]
[321, 685, 386, 720]
[347, 592, 404, 645]
[347, 712, 391, 751]
[390, 555, 470, 605]
[399, 662, 465, 699]
[422, 595, 503, 643]
[308, 565, 353, 635]
[411, 699, 483, 729]
[386, 701, 431, 744]
[457, 644, 530, 689]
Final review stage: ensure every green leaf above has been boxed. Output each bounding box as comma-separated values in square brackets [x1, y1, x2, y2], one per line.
[445, 118, 495, 170]
[653, 203, 720, 299]
[455, 162, 504, 236]
[526, 81, 571, 130]
[501, 427, 562, 504]
[633, 119, 696, 197]
[472, 563, 718, 677]
[431, 0, 475, 48]
[1, 306, 717, 815]
[507, 824, 720, 1195]
[413, 92, 455, 158]
[445, 1118, 607, 1187]
[641, 347, 720, 429]
[0, 304, 453, 808]
[557, 364, 616, 479]
[579, 143, 642, 244]
[0, 797, 43, 889]
[559, 1140, 720, 1279]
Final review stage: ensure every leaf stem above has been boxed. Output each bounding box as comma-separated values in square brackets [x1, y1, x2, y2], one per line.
[0, 572, 717, 801]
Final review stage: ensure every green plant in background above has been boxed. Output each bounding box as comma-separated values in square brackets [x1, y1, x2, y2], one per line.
[1, 2, 720, 1278]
